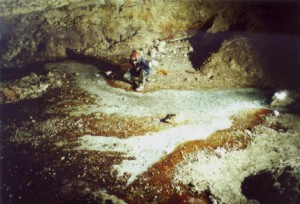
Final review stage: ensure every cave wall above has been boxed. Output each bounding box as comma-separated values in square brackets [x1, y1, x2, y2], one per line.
[0, 0, 269, 68]
[0, 0, 299, 88]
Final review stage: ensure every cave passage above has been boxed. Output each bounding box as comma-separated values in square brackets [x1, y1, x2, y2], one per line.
[2, 60, 299, 204]
[51, 61, 269, 185]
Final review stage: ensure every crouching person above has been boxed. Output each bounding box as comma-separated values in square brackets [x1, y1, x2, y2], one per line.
[123, 50, 150, 92]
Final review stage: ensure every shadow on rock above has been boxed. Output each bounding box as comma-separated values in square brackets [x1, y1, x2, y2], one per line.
[0, 61, 50, 81]
[188, 15, 233, 70]
[66, 49, 127, 82]
[242, 167, 300, 204]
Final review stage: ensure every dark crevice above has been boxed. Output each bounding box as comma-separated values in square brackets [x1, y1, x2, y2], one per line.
[66, 49, 126, 79]
[242, 167, 300, 204]
[188, 14, 234, 70]
[0, 49, 127, 82]
[0, 62, 49, 81]
[188, 31, 233, 71]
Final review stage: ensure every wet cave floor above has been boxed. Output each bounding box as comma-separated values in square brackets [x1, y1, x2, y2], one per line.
[1, 60, 299, 204]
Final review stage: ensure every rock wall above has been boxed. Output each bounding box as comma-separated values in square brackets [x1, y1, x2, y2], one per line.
[0, 0, 270, 68]
[0, 0, 299, 87]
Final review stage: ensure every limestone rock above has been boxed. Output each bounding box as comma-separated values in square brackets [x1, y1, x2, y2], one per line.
[0, 0, 268, 68]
